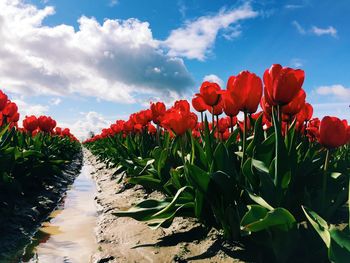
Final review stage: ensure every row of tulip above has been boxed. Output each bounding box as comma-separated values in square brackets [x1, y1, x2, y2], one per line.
[0, 89, 80, 201]
[84, 64, 350, 262]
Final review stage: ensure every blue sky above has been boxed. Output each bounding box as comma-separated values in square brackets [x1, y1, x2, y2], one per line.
[0, 0, 349, 138]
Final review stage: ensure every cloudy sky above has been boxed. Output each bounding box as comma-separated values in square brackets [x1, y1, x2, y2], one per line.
[1, 0, 349, 139]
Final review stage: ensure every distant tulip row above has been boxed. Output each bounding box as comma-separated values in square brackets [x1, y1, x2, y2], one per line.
[0, 89, 78, 141]
[22, 115, 78, 141]
[85, 64, 350, 148]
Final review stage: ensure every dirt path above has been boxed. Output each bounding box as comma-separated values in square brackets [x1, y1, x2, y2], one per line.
[86, 149, 248, 263]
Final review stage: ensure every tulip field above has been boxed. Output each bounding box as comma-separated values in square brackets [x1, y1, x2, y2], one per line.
[0, 64, 350, 262]
[0, 90, 80, 199]
[0, 90, 81, 258]
[84, 64, 350, 262]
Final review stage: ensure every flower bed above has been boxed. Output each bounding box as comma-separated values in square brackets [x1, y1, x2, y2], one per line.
[84, 64, 350, 262]
[0, 90, 82, 259]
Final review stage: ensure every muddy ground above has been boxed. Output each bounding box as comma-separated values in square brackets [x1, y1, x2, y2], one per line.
[86, 149, 251, 263]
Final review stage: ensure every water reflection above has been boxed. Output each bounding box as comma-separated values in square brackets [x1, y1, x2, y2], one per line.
[22, 163, 97, 263]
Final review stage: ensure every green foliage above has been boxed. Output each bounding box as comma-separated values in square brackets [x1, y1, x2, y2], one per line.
[85, 113, 350, 262]
[0, 125, 81, 200]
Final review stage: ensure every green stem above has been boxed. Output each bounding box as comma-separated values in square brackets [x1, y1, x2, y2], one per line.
[211, 107, 215, 128]
[322, 149, 330, 215]
[230, 116, 234, 133]
[216, 115, 219, 139]
[156, 124, 160, 146]
[241, 111, 248, 168]
[200, 112, 204, 128]
[180, 135, 186, 164]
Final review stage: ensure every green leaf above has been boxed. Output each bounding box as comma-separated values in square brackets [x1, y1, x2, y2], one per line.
[247, 191, 274, 211]
[329, 227, 350, 263]
[251, 158, 269, 174]
[210, 171, 236, 201]
[302, 206, 331, 248]
[202, 116, 213, 167]
[185, 163, 210, 193]
[213, 142, 230, 173]
[241, 205, 269, 228]
[271, 107, 292, 192]
[330, 172, 342, 179]
[302, 206, 350, 263]
[113, 199, 170, 221]
[153, 186, 191, 217]
[246, 113, 264, 156]
[241, 206, 296, 232]
[242, 158, 256, 188]
[128, 175, 162, 190]
[191, 133, 207, 169]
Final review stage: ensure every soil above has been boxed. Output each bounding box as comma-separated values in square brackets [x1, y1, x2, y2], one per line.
[86, 149, 251, 263]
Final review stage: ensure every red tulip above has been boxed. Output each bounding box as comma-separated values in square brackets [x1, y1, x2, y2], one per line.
[296, 103, 313, 123]
[192, 95, 207, 112]
[208, 98, 223, 116]
[163, 111, 197, 135]
[306, 118, 320, 142]
[23, 115, 38, 132]
[192, 129, 201, 139]
[161, 100, 197, 136]
[319, 116, 348, 148]
[151, 102, 166, 124]
[147, 123, 157, 134]
[0, 90, 8, 111]
[111, 120, 125, 134]
[38, 116, 56, 132]
[281, 89, 306, 116]
[222, 130, 231, 141]
[0, 112, 3, 126]
[174, 100, 191, 112]
[134, 123, 143, 133]
[263, 64, 304, 105]
[135, 109, 152, 126]
[55, 127, 62, 135]
[218, 117, 230, 133]
[9, 112, 19, 123]
[227, 71, 263, 113]
[260, 96, 272, 118]
[123, 120, 134, 132]
[62, 128, 71, 136]
[199, 81, 221, 106]
[2, 102, 18, 117]
[222, 91, 240, 117]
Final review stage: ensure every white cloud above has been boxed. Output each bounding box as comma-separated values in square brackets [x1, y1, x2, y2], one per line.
[177, 0, 187, 18]
[285, 4, 304, 9]
[316, 84, 350, 100]
[60, 111, 113, 140]
[289, 58, 304, 68]
[0, 0, 194, 104]
[292, 21, 306, 34]
[292, 21, 337, 38]
[163, 3, 258, 60]
[311, 26, 337, 37]
[203, 74, 224, 88]
[50, 98, 62, 105]
[109, 0, 118, 7]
